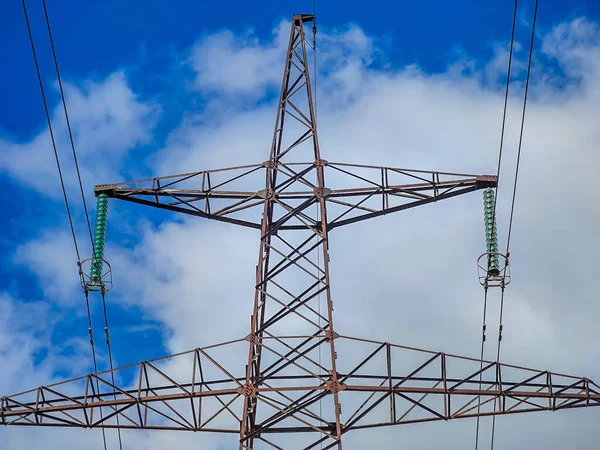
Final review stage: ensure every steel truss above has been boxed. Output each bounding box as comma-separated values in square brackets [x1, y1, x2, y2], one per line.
[94, 163, 495, 231]
[1, 337, 598, 448]
[2, 13, 595, 450]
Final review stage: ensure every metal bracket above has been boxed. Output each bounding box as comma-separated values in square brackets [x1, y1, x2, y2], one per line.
[79, 258, 113, 293]
[477, 252, 510, 288]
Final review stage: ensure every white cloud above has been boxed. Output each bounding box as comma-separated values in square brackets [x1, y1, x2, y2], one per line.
[109, 219, 258, 353]
[0, 294, 111, 449]
[3, 14, 600, 450]
[484, 41, 526, 84]
[187, 19, 378, 105]
[61, 72, 158, 158]
[542, 17, 600, 77]
[0, 71, 159, 198]
[187, 20, 289, 97]
[13, 231, 83, 304]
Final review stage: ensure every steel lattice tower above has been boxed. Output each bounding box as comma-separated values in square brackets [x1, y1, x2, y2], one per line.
[2, 15, 599, 450]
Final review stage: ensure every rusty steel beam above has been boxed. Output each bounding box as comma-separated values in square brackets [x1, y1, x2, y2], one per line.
[95, 168, 496, 232]
[1, 336, 598, 442]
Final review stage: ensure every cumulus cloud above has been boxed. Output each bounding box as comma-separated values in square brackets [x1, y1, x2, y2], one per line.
[0, 294, 110, 449]
[186, 19, 380, 107]
[0, 71, 159, 198]
[187, 20, 289, 97]
[542, 17, 600, 78]
[3, 14, 600, 450]
[13, 231, 82, 303]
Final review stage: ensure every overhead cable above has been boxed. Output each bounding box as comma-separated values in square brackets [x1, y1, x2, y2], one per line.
[490, 2, 539, 449]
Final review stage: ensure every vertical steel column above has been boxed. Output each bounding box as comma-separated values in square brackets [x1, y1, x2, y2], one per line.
[239, 14, 342, 449]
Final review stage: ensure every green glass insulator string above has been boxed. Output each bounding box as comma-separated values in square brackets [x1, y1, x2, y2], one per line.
[90, 194, 109, 283]
[483, 188, 500, 275]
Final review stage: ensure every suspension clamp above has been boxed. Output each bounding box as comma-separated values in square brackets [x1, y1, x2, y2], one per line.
[79, 258, 113, 293]
[477, 252, 510, 288]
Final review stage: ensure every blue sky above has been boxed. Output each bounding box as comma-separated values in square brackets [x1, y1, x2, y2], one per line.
[1, 1, 600, 449]
[4, 0, 599, 136]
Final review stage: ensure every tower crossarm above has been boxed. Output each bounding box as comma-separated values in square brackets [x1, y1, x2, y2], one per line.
[322, 162, 497, 230]
[94, 162, 497, 232]
[1, 335, 597, 449]
[94, 163, 268, 229]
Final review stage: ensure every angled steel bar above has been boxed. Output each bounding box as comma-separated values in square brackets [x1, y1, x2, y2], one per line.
[2, 336, 599, 437]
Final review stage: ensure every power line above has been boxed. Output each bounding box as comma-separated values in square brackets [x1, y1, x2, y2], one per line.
[101, 289, 124, 449]
[505, 0, 539, 257]
[475, 0, 519, 447]
[85, 291, 109, 450]
[21, 2, 123, 448]
[493, 0, 520, 204]
[20, 1, 109, 449]
[489, 287, 506, 450]
[41, 0, 95, 248]
[40, 2, 124, 446]
[40, 2, 124, 448]
[20, 0, 81, 262]
[474, 287, 489, 450]
[490, 1, 539, 449]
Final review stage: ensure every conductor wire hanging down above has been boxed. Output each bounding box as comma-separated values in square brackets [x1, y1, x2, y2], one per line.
[490, 1, 539, 449]
[474, 287, 490, 450]
[84, 290, 109, 450]
[20, 2, 108, 449]
[23, 1, 124, 448]
[87, 195, 124, 450]
[101, 288, 124, 450]
[41, 0, 94, 246]
[20, 0, 81, 263]
[475, 0, 520, 447]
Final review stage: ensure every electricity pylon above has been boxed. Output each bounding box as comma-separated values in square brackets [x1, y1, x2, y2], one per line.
[2, 14, 598, 450]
